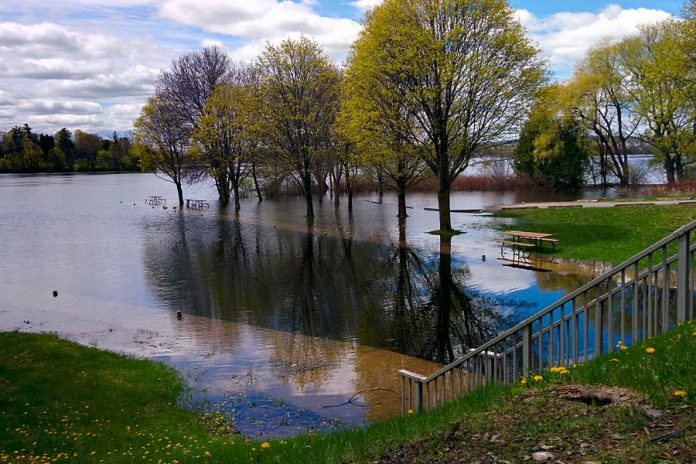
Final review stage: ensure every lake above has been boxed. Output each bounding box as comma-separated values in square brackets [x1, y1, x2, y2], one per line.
[0, 172, 631, 437]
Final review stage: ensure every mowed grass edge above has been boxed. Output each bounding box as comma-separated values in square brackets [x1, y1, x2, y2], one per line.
[495, 204, 696, 264]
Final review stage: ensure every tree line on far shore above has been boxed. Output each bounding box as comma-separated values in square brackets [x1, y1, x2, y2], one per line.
[0, 125, 139, 173]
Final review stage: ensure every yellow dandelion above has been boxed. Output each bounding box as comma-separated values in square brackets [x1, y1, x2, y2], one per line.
[533, 375, 543, 382]
[645, 347, 655, 354]
[520, 378, 528, 385]
[620, 345, 628, 351]
[610, 358, 619, 365]
[673, 390, 687, 398]
[559, 368, 569, 375]
[406, 409, 414, 415]
[260, 442, 270, 449]
[204, 451, 211, 457]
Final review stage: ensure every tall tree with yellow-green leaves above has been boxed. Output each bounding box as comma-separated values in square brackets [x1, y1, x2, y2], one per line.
[347, 0, 546, 231]
[257, 37, 341, 218]
[616, 22, 696, 183]
[193, 64, 259, 210]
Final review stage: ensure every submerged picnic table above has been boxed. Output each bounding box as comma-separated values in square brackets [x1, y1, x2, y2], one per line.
[186, 198, 209, 208]
[498, 230, 559, 250]
[145, 195, 166, 205]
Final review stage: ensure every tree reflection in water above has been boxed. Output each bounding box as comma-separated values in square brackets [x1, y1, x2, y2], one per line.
[142, 211, 508, 365]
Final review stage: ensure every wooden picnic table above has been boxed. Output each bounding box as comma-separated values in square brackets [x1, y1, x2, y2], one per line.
[502, 230, 559, 249]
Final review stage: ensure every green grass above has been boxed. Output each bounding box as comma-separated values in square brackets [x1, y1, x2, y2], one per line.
[3, 323, 695, 462]
[495, 204, 696, 264]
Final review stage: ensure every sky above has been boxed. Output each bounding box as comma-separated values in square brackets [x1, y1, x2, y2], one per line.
[0, 0, 685, 135]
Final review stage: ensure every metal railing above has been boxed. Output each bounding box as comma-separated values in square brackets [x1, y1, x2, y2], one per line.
[400, 220, 696, 414]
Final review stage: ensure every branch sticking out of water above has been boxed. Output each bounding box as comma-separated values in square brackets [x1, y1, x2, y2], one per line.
[320, 388, 398, 409]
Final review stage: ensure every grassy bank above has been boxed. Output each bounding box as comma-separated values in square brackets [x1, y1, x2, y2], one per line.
[495, 204, 696, 264]
[2, 323, 694, 463]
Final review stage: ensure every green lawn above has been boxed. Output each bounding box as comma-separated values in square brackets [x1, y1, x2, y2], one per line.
[495, 204, 696, 264]
[2, 322, 695, 463]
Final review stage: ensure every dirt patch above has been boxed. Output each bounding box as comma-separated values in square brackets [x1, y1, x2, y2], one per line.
[525, 384, 643, 407]
[378, 387, 694, 464]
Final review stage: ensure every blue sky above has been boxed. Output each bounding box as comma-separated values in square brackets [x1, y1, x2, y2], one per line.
[0, 1, 686, 133]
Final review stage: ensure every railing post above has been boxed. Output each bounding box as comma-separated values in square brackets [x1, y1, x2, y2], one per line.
[522, 326, 533, 376]
[414, 380, 424, 412]
[677, 232, 690, 324]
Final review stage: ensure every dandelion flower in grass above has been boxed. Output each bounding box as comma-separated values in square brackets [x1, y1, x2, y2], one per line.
[406, 409, 415, 415]
[673, 390, 687, 398]
[260, 442, 270, 449]
[520, 378, 528, 385]
[610, 358, 620, 365]
[204, 451, 211, 457]
[559, 368, 569, 375]
[645, 347, 656, 354]
[533, 375, 543, 382]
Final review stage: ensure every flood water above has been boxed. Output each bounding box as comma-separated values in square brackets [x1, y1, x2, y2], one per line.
[1, 173, 628, 437]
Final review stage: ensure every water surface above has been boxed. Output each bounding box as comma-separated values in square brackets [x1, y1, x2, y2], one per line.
[1, 173, 621, 436]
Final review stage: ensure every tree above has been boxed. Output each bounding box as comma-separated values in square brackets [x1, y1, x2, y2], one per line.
[257, 37, 341, 218]
[563, 41, 643, 187]
[349, 0, 546, 231]
[617, 22, 696, 183]
[133, 95, 194, 206]
[514, 86, 589, 189]
[156, 46, 233, 204]
[74, 130, 102, 167]
[54, 128, 74, 166]
[193, 65, 258, 210]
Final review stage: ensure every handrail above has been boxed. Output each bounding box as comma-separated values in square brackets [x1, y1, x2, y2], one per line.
[400, 219, 696, 412]
[415, 219, 696, 382]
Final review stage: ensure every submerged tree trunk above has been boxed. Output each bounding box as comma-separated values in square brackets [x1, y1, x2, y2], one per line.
[377, 172, 384, 203]
[302, 171, 314, 218]
[252, 162, 263, 201]
[233, 182, 241, 211]
[175, 180, 184, 206]
[345, 165, 353, 212]
[216, 176, 230, 208]
[397, 178, 408, 218]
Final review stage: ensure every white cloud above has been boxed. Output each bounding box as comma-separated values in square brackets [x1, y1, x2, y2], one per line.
[516, 4, 673, 72]
[0, 20, 170, 133]
[0, 2, 678, 134]
[351, 0, 382, 11]
[156, 0, 362, 62]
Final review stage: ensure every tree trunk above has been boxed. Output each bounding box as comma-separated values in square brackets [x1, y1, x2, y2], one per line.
[252, 162, 263, 201]
[303, 171, 314, 218]
[664, 154, 676, 184]
[333, 170, 341, 207]
[216, 175, 230, 208]
[175, 181, 184, 207]
[233, 182, 241, 211]
[397, 182, 408, 219]
[675, 154, 684, 182]
[377, 172, 384, 203]
[345, 166, 353, 212]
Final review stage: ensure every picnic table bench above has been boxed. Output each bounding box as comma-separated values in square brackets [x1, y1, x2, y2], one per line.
[502, 230, 559, 249]
[186, 199, 209, 208]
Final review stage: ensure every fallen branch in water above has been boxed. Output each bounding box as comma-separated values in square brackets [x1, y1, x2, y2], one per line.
[320, 388, 398, 409]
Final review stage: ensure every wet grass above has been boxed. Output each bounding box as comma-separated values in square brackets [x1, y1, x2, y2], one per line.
[2, 322, 694, 463]
[495, 204, 696, 264]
